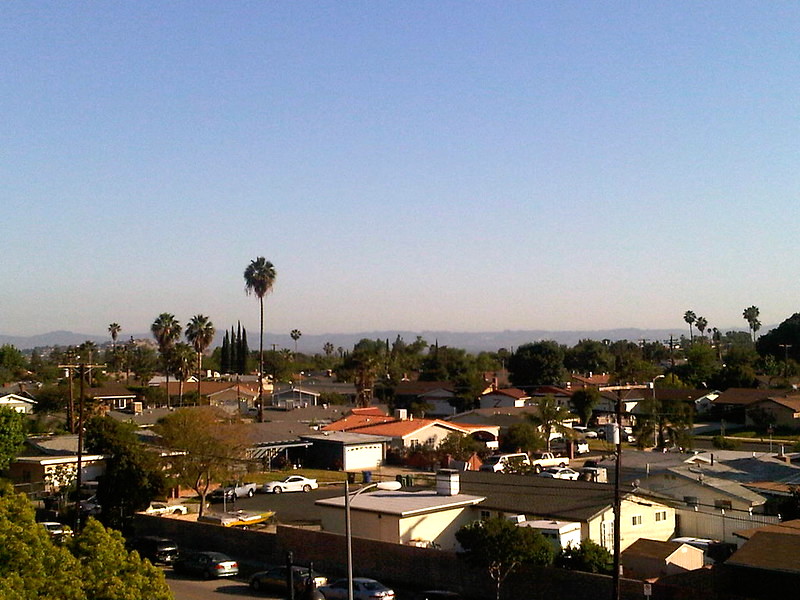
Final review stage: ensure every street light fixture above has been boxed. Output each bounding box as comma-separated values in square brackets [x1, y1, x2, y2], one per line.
[344, 478, 402, 600]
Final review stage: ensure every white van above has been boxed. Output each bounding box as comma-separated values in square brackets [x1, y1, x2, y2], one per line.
[479, 453, 531, 473]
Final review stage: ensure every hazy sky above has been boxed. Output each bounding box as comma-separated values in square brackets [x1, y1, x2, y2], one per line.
[3, 2, 799, 339]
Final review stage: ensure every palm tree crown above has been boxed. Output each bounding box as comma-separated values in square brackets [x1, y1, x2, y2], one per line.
[151, 313, 182, 407]
[186, 314, 216, 399]
[244, 257, 277, 422]
[743, 305, 761, 343]
[683, 310, 697, 341]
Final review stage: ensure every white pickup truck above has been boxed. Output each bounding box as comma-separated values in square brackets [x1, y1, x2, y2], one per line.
[210, 481, 258, 502]
[530, 452, 569, 473]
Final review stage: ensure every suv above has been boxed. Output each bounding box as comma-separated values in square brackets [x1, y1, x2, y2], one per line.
[129, 535, 179, 565]
[479, 453, 531, 473]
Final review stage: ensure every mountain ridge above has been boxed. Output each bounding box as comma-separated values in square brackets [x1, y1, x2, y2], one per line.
[0, 327, 751, 354]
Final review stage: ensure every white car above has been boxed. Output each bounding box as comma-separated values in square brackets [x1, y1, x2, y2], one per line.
[144, 502, 189, 516]
[571, 426, 598, 439]
[261, 475, 319, 494]
[538, 467, 580, 480]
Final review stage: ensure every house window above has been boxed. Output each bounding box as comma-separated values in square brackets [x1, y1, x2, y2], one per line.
[632, 515, 643, 526]
[480, 510, 491, 521]
[655, 510, 667, 522]
[714, 499, 732, 510]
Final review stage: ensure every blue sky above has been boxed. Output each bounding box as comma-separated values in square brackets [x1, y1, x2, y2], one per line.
[3, 2, 799, 339]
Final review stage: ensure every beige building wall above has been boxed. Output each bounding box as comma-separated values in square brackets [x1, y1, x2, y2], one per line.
[585, 497, 675, 552]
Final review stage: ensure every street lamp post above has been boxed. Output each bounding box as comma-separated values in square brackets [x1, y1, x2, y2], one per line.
[344, 478, 402, 600]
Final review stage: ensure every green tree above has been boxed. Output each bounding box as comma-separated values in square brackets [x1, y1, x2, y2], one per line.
[151, 313, 182, 407]
[0, 407, 26, 470]
[84, 416, 166, 530]
[291, 329, 302, 354]
[676, 343, 720, 388]
[743, 305, 761, 343]
[170, 343, 195, 406]
[556, 538, 613, 574]
[507, 341, 565, 388]
[71, 518, 172, 600]
[456, 517, 554, 600]
[570, 388, 600, 426]
[131, 345, 158, 387]
[0, 481, 172, 600]
[501, 421, 545, 454]
[244, 257, 277, 422]
[683, 310, 696, 342]
[695, 316, 708, 339]
[154, 407, 245, 517]
[528, 395, 573, 451]
[186, 314, 216, 400]
[0, 344, 27, 385]
[564, 339, 614, 375]
[437, 432, 483, 461]
[108, 323, 121, 370]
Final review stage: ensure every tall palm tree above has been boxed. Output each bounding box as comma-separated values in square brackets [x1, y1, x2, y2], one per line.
[171, 342, 195, 406]
[186, 314, 216, 402]
[743, 305, 760, 343]
[291, 329, 302, 354]
[244, 257, 277, 422]
[151, 313, 182, 407]
[695, 316, 708, 339]
[683, 310, 696, 342]
[108, 323, 121, 372]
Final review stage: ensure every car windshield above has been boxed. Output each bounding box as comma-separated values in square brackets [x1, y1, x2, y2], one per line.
[483, 456, 501, 465]
[362, 581, 384, 590]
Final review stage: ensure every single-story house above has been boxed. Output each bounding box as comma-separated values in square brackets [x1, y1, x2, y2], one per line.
[0, 392, 37, 414]
[315, 470, 485, 551]
[7, 454, 106, 493]
[478, 387, 530, 409]
[300, 431, 391, 472]
[745, 396, 800, 430]
[458, 470, 676, 552]
[620, 538, 705, 580]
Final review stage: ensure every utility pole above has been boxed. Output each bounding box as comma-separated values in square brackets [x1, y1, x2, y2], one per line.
[58, 359, 105, 532]
[600, 384, 650, 600]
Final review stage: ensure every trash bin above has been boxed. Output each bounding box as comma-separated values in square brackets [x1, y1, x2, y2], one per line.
[405, 475, 413, 487]
[362, 471, 372, 483]
[396, 474, 404, 485]
[347, 472, 356, 484]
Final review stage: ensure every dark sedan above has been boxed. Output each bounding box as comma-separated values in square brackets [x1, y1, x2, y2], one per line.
[250, 565, 328, 594]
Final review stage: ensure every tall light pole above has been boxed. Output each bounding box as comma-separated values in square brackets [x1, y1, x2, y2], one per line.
[651, 375, 665, 448]
[344, 478, 402, 600]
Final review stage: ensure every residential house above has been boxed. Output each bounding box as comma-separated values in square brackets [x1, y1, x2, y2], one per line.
[300, 431, 391, 472]
[458, 470, 676, 552]
[393, 381, 458, 417]
[0, 392, 37, 414]
[271, 386, 321, 409]
[478, 387, 529, 409]
[620, 538, 705, 580]
[568, 373, 611, 389]
[710, 388, 774, 423]
[745, 396, 800, 430]
[719, 529, 800, 598]
[7, 434, 105, 493]
[315, 470, 485, 550]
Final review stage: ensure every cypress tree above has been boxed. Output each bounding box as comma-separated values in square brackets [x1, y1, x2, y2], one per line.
[240, 327, 250, 375]
[221, 331, 230, 374]
[230, 326, 238, 374]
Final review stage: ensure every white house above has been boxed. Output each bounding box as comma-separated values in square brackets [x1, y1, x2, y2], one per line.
[0, 393, 37, 414]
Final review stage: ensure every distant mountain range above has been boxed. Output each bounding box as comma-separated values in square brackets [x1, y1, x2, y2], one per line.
[0, 327, 751, 354]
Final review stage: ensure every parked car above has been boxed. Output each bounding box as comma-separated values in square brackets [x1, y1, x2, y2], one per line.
[261, 475, 319, 494]
[538, 467, 580, 480]
[571, 425, 598, 438]
[79, 495, 101, 515]
[144, 502, 189, 516]
[41, 521, 73, 541]
[250, 565, 328, 594]
[209, 481, 257, 501]
[319, 578, 395, 600]
[418, 592, 462, 600]
[128, 535, 179, 565]
[172, 551, 239, 579]
[479, 453, 531, 473]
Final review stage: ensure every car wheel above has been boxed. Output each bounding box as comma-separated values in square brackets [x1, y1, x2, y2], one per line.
[248, 489, 255, 497]
[273, 487, 282, 494]
[559, 462, 566, 468]
[302, 484, 311, 493]
[203, 570, 211, 580]
[534, 465, 542, 474]
[252, 580, 261, 591]
[173, 508, 182, 514]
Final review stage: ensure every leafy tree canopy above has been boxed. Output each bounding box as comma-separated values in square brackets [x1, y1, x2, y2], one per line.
[0, 482, 172, 600]
[556, 538, 613, 574]
[0, 407, 26, 471]
[456, 517, 554, 600]
[508, 341, 565, 388]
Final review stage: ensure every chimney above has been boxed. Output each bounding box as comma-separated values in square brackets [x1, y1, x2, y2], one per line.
[492, 377, 498, 391]
[436, 469, 460, 496]
[395, 408, 408, 421]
